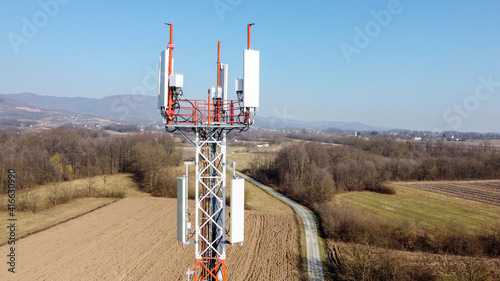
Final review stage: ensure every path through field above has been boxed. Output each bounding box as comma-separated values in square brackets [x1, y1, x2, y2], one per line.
[235, 170, 325, 281]
[1, 197, 300, 281]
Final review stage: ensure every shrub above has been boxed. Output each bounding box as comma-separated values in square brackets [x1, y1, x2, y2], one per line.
[16, 191, 41, 213]
[328, 242, 438, 281]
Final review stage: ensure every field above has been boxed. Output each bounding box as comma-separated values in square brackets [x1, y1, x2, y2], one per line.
[0, 174, 144, 240]
[0, 172, 302, 280]
[396, 180, 500, 207]
[228, 146, 278, 171]
[331, 182, 500, 279]
[337, 183, 500, 232]
[0, 197, 300, 280]
[461, 139, 500, 148]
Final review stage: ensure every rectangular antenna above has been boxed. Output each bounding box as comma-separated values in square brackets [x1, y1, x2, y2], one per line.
[158, 49, 169, 109]
[243, 49, 259, 108]
[177, 176, 188, 243]
[220, 64, 228, 101]
[230, 178, 245, 244]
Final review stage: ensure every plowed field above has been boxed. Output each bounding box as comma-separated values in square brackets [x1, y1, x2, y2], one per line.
[0, 197, 300, 281]
[397, 179, 500, 206]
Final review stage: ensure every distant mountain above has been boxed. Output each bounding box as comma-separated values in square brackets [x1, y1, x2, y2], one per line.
[0, 95, 112, 128]
[1, 93, 382, 130]
[1, 93, 160, 125]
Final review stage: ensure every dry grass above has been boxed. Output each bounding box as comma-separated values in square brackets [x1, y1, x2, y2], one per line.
[243, 179, 292, 213]
[327, 240, 500, 281]
[227, 145, 281, 171]
[0, 173, 147, 242]
[0, 198, 116, 241]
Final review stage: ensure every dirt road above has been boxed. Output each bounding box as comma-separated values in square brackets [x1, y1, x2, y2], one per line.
[235, 171, 325, 281]
[1, 197, 300, 281]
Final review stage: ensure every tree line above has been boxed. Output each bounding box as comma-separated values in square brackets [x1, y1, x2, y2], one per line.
[339, 136, 500, 181]
[0, 129, 181, 197]
[248, 137, 500, 205]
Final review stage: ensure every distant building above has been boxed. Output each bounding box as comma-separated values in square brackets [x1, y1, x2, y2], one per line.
[256, 142, 270, 148]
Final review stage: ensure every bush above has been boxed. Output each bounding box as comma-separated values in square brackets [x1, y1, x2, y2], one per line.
[150, 168, 177, 197]
[452, 257, 498, 281]
[365, 183, 396, 195]
[16, 192, 41, 213]
[101, 185, 126, 198]
[328, 242, 438, 281]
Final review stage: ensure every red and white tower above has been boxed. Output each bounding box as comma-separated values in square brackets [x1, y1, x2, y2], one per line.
[158, 24, 259, 281]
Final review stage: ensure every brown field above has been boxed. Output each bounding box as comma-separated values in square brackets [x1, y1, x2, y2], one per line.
[396, 179, 500, 207]
[0, 197, 301, 281]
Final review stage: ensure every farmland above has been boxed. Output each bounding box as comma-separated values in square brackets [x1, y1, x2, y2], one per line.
[0, 174, 302, 281]
[338, 184, 500, 232]
[396, 180, 500, 207]
[0, 197, 301, 281]
[327, 183, 500, 279]
[0, 173, 142, 240]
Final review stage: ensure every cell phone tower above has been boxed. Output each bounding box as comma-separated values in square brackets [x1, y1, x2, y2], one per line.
[157, 23, 259, 281]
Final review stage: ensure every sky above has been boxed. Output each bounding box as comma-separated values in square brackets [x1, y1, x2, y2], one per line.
[1, 0, 500, 133]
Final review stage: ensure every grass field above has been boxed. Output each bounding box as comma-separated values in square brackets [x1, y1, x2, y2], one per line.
[337, 184, 500, 232]
[227, 146, 279, 171]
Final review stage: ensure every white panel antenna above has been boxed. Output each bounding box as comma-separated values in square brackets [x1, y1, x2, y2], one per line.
[243, 49, 259, 108]
[158, 49, 169, 109]
[177, 176, 188, 244]
[230, 178, 245, 244]
[219, 63, 228, 101]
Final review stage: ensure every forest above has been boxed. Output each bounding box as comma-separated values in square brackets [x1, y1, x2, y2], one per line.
[0, 129, 181, 197]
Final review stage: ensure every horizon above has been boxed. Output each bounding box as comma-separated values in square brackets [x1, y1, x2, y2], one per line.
[1, 1, 500, 133]
[3, 91, 500, 134]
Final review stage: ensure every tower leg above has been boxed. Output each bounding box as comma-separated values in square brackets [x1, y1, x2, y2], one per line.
[194, 129, 226, 281]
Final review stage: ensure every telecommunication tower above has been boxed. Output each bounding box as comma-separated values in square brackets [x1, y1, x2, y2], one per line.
[157, 23, 260, 281]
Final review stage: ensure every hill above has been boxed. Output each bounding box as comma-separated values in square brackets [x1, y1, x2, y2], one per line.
[1, 93, 382, 130]
[0, 95, 112, 128]
[0, 93, 159, 125]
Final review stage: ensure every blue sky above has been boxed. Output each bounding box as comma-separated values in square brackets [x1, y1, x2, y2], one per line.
[1, 0, 500, 132]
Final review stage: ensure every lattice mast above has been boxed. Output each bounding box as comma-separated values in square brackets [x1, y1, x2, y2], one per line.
[158, 23, 259, 281]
